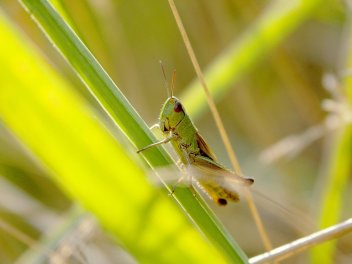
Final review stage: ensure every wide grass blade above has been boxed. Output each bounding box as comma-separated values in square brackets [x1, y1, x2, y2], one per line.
[0, 11, 229, 263]
[10, 0, 249, 262]
[311, 17, 352, 263]
[311, 126, 352, 263]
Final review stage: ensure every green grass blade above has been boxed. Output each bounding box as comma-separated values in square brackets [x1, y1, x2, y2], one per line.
[310, 18, 352, 263]
[310, 126, 352, 264]
[0, 12, 230, 263]
[13, 0, 248, 262]
[180, 0, 323, 119]
[15, 207, 86, 264]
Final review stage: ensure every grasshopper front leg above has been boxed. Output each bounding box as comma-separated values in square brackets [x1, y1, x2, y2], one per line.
[137, 131, 175, 153]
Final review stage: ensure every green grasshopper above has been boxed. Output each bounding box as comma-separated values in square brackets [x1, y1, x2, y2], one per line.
[137, 69, 253, 205]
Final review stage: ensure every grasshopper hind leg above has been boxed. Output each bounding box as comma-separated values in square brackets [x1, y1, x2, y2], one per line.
[202, 183, 240, 206]
[217, 198, 227, 206]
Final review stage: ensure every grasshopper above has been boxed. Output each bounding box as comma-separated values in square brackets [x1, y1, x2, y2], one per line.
[137, 69, 254, 205]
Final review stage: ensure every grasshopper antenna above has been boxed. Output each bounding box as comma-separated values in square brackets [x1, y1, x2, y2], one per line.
[171, 69, 176, 97]
[159, 60, 171, 98]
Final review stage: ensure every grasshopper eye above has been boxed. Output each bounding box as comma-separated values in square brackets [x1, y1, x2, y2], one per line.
[174, 101, 183, 113]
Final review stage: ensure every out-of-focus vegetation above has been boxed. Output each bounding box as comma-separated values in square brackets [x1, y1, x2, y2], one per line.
[0, 0, 351, 263]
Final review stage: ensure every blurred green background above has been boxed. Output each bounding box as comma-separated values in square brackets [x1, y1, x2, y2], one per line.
[0, 0, 351, 263]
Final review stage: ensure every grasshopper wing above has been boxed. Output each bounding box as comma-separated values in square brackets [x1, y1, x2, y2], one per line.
[192, 155, 254, 186]
[196, 133, 217, 161]
[192, 155, 254, 205]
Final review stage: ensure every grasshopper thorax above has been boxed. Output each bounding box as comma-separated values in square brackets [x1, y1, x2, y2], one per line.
[159, 96, 186, 133]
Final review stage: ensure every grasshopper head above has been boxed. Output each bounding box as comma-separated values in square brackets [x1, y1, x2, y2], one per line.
[159, 97, 185, 133]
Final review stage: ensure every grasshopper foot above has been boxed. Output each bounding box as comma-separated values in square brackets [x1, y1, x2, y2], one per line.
[169, 184, 177, 196]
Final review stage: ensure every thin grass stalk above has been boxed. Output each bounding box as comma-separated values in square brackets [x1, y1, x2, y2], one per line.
[167, 0, 272, 251]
